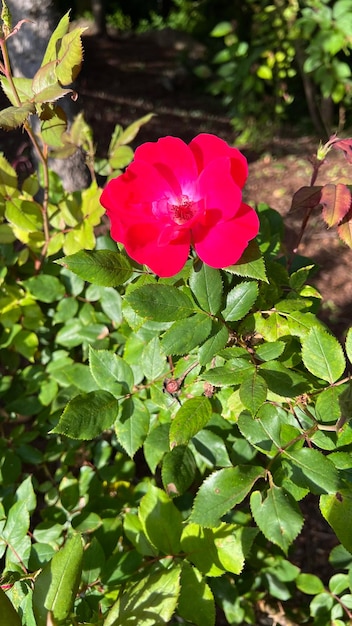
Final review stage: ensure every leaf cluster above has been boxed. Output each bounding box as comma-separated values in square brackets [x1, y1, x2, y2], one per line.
[1, 7, 352, 626]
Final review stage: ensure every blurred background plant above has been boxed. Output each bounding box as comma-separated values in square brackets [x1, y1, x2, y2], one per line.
[64, 0, 352, 144]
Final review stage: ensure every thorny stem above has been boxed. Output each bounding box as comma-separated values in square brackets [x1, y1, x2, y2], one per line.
[0, 31, 51, 268]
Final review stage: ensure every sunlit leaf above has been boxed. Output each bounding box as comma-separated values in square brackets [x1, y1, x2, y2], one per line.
[0, 103, 35, 130]
[51, 390, 118, 439]
[33, 535, 83, 626]
[58, 249, 133, 286]
[191, 466, 263, 527]
[169, 397, 212, 447]
[301, 326, 345, 383]
[250, 486, 303, 553]
[321, 183, 351, 227]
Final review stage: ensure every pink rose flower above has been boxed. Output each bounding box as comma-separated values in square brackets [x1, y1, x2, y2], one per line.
[100, 133, 259, 277]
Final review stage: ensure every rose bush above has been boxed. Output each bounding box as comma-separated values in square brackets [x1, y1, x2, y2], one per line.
[100, 134, 259, 276]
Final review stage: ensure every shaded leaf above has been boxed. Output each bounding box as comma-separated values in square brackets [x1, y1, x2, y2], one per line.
[162, 445, 197, 497]
[178, 563, 215, 626]
[290, 186, 322, 212]
[181, 522, 257, 576]
[169, 397, 212, 447]
[138, 485, 183, 555]
[333, 137, 352, 164]
[321, 183, 351, 227]
[0, 588, 21, 626]
[283, 448, 340, 494]
[0, 103, 34, 130]
[225, 240, 267, 282]
[104, 563, 181, 626]
[115, 397, 150, 458]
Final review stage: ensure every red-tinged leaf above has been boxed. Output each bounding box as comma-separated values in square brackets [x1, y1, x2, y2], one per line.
[321, 183, 351, 227]
[333, 138, 352, 164]
[337, 211, 352, 248]
[290, 186, 322, 212]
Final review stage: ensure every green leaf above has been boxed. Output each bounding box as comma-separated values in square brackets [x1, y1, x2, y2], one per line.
[198, 323, 229, 366]
[169, 397, 213, 447]
[115, 397, 150, 458]
[33, 535, 83, 626]
[320, 491, 352, 553]
[0, 103, 34, 130]
[51, 390, 118, 439]
[114, 112, 155, 146]
[162, 445, 197, 497]
[296, 573, 325, 595]
[109, 144, 134, 169]
[181, 522, 257, 576]
[210, 21, 233, 37]
[283, 448, 340, 494]
[316, 386, 344, 424]
[203, 358, 255, 387]
[161, 313, 212, 355]
[239, 372, 267, 415]
[225, 241, 267, 282]
[222, 281, 259, 321]
[127, 284, 196, 321]
[0, 588, 21, 626]
[143, 423, 170, 473]
[89, 346, 134, 396]
[142, 336, 167, 380]
[138, 485, 183, 555]
[41, 11, 70, 65]
[5, 198, 43, 232]
[346, 327, 352, 365]
[178, 563, 215, 626]
[104, 563, 181, 626]
[301, 327, 346, 383]
[55, 27, 86, 84]
[255, 341, 285, 361]
[58, 250, 133, 286]
[250, 486, 303, 554]
[259, 360, 308, 397]
[191, 466, 263, 527]
[0, 76, 33, 105]
[24, 274, 65, 303]
[189, 262, 223, 314]
[1, 500, 31, 569]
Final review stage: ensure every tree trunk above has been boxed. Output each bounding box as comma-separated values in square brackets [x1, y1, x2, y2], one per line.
[6, 0, 90, 192]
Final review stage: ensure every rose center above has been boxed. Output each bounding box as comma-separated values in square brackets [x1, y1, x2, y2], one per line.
[169, 196, 196, 225]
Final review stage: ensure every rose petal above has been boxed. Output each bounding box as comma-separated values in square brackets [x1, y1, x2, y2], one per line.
[135, 136, 198, 196]
[124, 222, 191, 277]
[190, 133, 248, 188]
[197, 157, 242, 220]
[194, 203, 259, 268]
